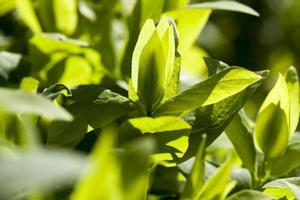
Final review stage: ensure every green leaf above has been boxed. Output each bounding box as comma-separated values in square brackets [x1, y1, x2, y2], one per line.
[271, 132, 300, 176]
[254, 74, 290, 158]
[227, 190, 273, 200]
[48, 89, 134, 147]
[16, 0, 42, 33]
[204, 57, 229, 76]
[195, 160, 234, 200]
[118, 116, 191, 165]
[182, 70, 268, 161]
[42, 83, 71, 100]
[0, 87, 72, 121]
[181, 135, 206, 199]
[154, 67, 262, 116]
[132, 19, 166, 114]
[263, 178, 300, 200]
[121, 0, 165, 78]
[285, 66, 299, 135]
[20, 77, 39, 93]
[166, 9, 211, 54]
[163, 0, 188, 11]
[0, 51, 22, 80]
[72, 124, 155, 200]
[0, 0, 16, 16]
[71, 125, 121, 200]
[225, 110, 256, 172]
[53, 0, 78, 35]
[0, 114, 39, 150]
[188, 1, 259, 17]
[0, 150, 86, 199]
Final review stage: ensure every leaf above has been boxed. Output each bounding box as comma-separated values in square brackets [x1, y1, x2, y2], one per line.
[72, 124, 155, 200]
[42, 83, 71, 100]
[263, 178, 300, 200]
[227, 190, 273, 200]
[20, 77, 39, 93]
[118, 116, 191, 165]
[0, 87, 72, 121]
[154, 67, 262, 116]
[182, 70, 268, 161]
[231, 167, 252, 190]
[0, 51, 22, 80]
[0, 150, 86, 199]
[71, 125, 121, 200]
[225, 110, 256, 172]
[271, 132, 300, 176]
[0, 0, 16, 16]
[188, 1, 259, 17]
[196, 160, 234, 200]
[53, 0, 78, 35]
[132, 19, 166, 114]
[166, 9, 211, 54]
[285, 66, 299, 135]
[16, 0, 42, 33]
[254, 74, 290, 158]
[121, 0, 165, 78]
[181, 135, 206, 199]
[47, 88, 134, 147]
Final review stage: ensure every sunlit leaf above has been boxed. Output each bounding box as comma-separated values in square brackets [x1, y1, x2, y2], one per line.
[53, 0, 78, 35]
[285, 66, 299, 135]
[17, 0, 42, 33]
[254, 74, 290, 158]
[118, 116, 191, 165]
[154, 67, 262, 116]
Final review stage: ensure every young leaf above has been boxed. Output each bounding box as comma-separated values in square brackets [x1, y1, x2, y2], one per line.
[254, 74, 290, 158]
[154, 67, 262, 116]
[133, 20, 166, 114]
[285, 66, 299, 135]
[0, 87, 72, 121]
[181, 135, 206, 199]
[121, 0, 165, 78]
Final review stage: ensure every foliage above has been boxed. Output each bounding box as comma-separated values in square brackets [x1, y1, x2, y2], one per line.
[0, 0, 299, 200]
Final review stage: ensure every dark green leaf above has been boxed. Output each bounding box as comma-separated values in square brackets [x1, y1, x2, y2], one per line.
[48, 88, 134, 147]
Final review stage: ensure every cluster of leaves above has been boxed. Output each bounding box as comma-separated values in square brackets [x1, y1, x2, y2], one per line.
[0, 0, 300, 200]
